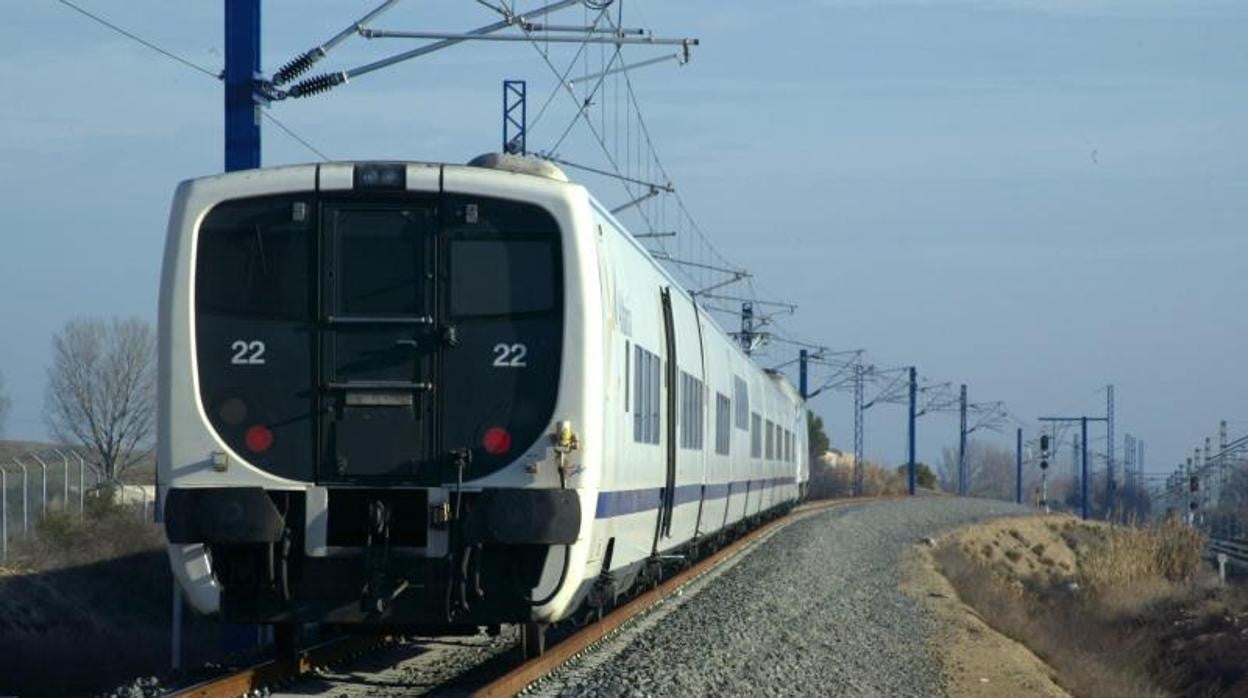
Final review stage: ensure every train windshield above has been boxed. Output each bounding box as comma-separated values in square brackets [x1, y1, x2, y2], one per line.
[194, 191, 563, 485]
[449, 239, 555, 317]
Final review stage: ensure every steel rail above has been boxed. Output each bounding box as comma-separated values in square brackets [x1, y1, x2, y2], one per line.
[167, 635, 389, 698]
[473, 496, 885, 697]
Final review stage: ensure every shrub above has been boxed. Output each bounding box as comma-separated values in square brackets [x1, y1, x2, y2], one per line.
[8, 488, 161, 572]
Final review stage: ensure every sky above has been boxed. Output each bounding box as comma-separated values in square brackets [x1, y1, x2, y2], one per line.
[1, 0, 1245, 487]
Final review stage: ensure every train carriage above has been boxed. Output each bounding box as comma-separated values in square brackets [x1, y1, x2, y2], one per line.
[157, 154, 808, 649]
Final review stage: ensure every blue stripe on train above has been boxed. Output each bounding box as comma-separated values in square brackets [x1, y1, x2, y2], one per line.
[594, 476, 797, 519]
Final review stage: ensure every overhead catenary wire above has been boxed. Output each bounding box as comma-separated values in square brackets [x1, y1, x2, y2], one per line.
[57, 0, 220, 79]
[531, 6, 1021, 464]
[55, 0, 330, 162]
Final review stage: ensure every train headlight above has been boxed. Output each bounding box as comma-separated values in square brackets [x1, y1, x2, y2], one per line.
[353, 163, 406, 190]
[211, 450, 229, 472]
[553, 420, 579, 453]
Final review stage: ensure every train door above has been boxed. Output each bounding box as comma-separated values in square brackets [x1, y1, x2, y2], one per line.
[317, 201, 439, 483]
[659, 287, 678, 540]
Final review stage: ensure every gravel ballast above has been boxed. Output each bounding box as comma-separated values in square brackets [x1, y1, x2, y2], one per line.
[543, 496, 1030, 697]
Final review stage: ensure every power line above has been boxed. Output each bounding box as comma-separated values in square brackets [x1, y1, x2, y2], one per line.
[57, 0, 330, 163]
[57, 0, 221, 79]
[260, 112, 330, 162]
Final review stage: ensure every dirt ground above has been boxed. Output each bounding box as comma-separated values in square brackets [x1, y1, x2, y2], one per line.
[901, 528, 1070, 697]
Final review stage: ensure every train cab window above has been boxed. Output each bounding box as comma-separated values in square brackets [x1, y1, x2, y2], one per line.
[734, 377, 749, 430]
[197, 196, 312, 319]
[765, 419, 775, 460]
[679, 372, 704, 450]
[633, 345, 661, 444]
[750, 413, 762, 458]
[449, 239, 555, 317]
[335, 208, 431, 316]
[715, 392, 731, 455]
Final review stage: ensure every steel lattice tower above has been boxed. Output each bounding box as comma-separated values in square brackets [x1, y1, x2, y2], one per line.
[1106, 385, 1115, 495]
[853, 364, 865, 496]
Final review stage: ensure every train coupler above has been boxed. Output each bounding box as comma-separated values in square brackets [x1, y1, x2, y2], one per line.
[360, 499, 410, 615]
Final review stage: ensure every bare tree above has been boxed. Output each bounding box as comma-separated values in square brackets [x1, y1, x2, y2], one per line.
[939, 439, 1017, 500]
[43, 317, 155, 480]
[0, 369, 10, 436]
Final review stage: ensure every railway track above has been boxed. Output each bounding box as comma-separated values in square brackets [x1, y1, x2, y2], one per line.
[169, 497, 872, 698]
[169, 635, 393, 698]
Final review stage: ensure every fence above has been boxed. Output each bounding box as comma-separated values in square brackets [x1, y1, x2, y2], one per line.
[0, 448, 153, 563]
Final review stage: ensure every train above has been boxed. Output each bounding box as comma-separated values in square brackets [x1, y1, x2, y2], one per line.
[156, 154, 809, 654]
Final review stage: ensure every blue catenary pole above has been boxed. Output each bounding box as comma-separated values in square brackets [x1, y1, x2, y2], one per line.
[799, 350, 808, 400]
[1081, 416, 1089, 519]
[1015, 427, 1023, 504]
[503, 79, 527, 154]
[907, 366, 917, 496]
[958, 384, 967, 496]
[225, 0, 262, 172]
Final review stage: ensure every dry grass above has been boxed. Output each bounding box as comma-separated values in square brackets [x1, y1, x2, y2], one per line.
[1076, 517, 1207, 616]
[934, 515, 1248, 697]
[1079, 517, 1206, 590]
[935, 543, 1163, 698]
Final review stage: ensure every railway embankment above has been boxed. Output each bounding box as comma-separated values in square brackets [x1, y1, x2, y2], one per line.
[530, 497, 1028, 696]
[0, 493, 221, 697]
[915, 514, 1248, 697]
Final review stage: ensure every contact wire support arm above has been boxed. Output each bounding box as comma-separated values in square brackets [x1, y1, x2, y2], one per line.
[271, 0, 403, 86]
[283, 0, 584, 99]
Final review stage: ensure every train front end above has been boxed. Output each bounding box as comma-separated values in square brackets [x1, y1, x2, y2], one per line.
[157, 161, 599, 629]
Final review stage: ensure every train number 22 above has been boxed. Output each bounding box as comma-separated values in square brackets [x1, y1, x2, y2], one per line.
[492, 343, 527, 368]
[230, 340, 266, 365]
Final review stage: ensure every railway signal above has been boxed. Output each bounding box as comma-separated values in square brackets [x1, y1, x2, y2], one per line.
[1039, 415, 1109, 520]
[1038, 433, 1050, 512]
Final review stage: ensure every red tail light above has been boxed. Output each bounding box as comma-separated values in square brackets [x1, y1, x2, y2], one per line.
[482, 427, 512, 455]
[245, 424, 274, 453]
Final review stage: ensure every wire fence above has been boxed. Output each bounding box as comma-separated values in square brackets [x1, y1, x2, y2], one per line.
[0, 447, 154, 563]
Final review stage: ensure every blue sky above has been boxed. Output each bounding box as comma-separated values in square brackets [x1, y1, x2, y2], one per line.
[1, 1, 1245, 483]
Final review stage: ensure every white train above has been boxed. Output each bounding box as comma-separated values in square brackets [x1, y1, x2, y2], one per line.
[157, 155, 809, 652]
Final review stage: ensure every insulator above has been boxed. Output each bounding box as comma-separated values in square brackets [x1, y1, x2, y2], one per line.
[273, 48, 324, 86]
[289, 72, 347, 98]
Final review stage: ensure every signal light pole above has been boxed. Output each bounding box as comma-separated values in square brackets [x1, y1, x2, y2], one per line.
[1039, 415, 1108, 520]
[1039, 432, 1051, 513]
